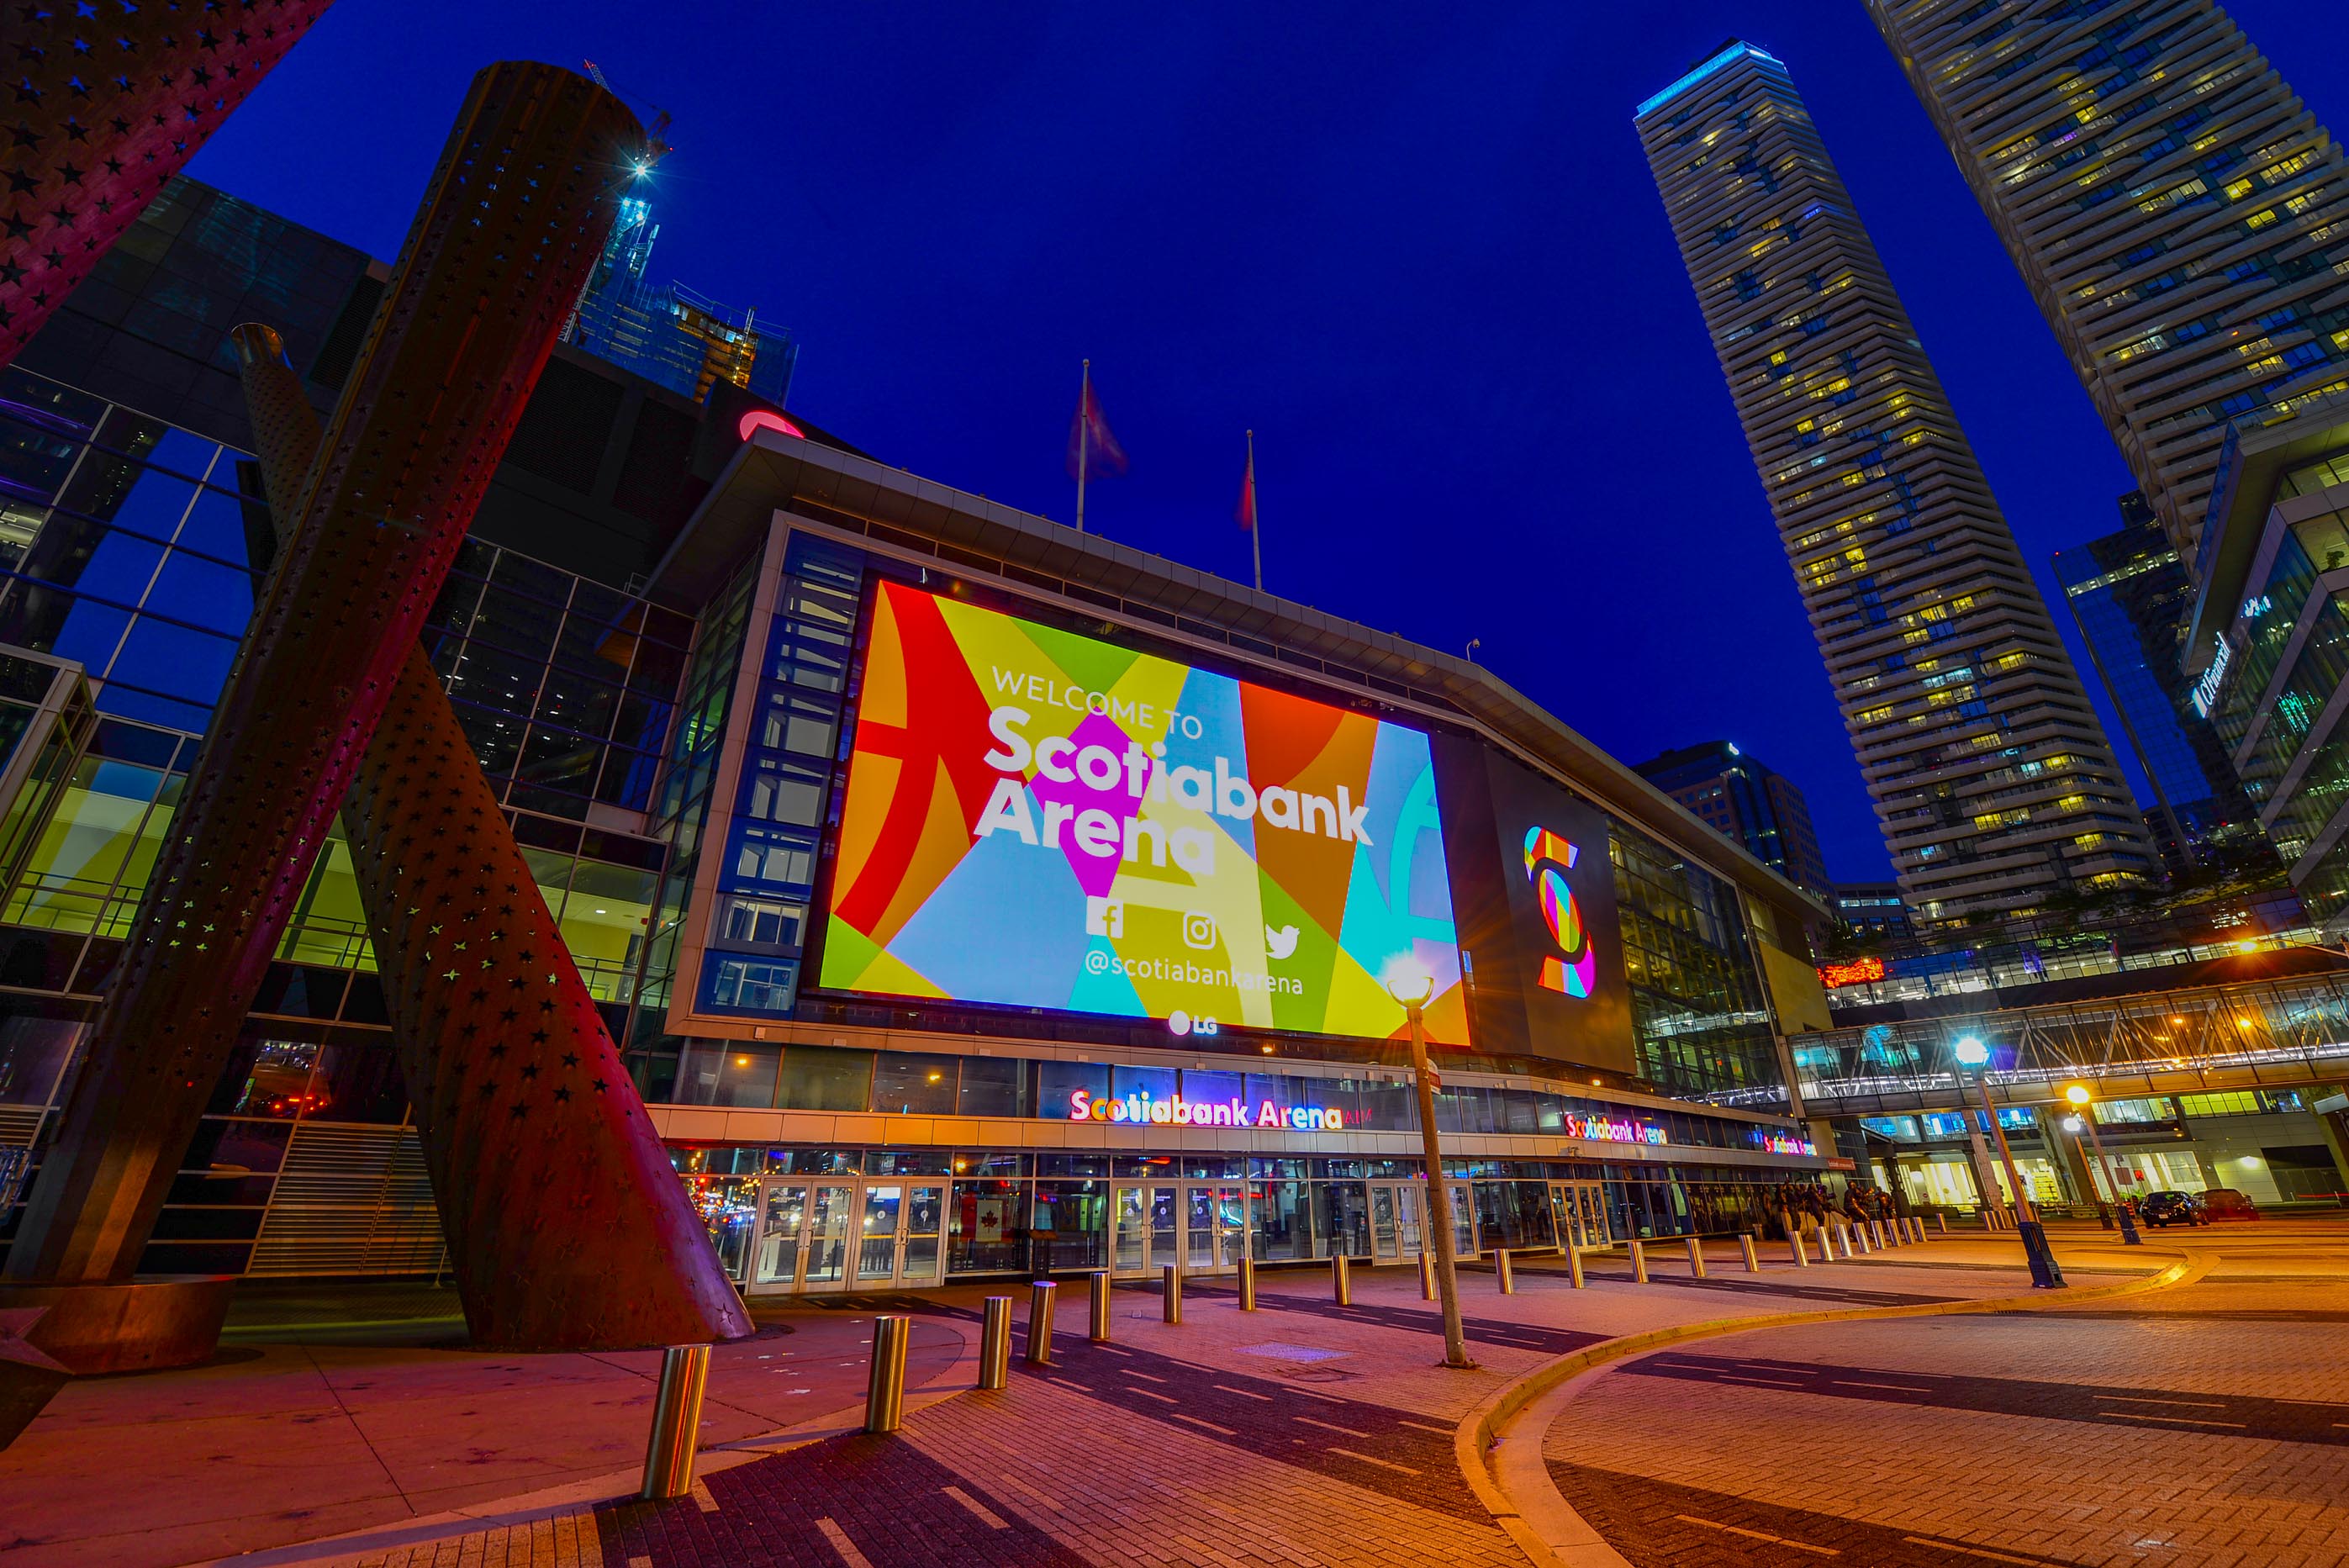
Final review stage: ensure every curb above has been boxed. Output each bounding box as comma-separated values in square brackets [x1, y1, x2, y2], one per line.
[1453, 1249, 2215, 1568]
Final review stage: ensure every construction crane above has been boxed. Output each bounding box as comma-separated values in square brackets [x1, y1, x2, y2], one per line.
[583, 59, 673, 171]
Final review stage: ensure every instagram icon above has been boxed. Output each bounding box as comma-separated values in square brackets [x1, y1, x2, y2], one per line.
[1180, 911, 1218, 950]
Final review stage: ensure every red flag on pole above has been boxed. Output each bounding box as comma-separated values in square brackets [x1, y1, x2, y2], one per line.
[1067, 372, 1128, 480]
[1239, 430, 1262, 592]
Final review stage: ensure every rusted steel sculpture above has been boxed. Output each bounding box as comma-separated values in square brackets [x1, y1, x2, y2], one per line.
[0, 0, 334, 366]
[233, 325, 749, 1348]
[6, 64, 641, 1306]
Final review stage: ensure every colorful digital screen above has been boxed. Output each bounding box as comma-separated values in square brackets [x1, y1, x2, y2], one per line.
[818, 580, 1465, 1042]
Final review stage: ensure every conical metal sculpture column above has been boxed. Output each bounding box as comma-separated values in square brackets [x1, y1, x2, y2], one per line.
[2, 63, 709, 1365]
[233, 323, 749, 1349]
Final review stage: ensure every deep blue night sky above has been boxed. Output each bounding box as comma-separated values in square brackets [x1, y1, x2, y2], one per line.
[184, 3, 2349, 883]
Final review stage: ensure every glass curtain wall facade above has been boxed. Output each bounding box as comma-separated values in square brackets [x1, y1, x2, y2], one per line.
[1636, 40, 2153, 927]
[0, 367, 697, 1277]
[2054, 493, 2263, 872]
[2202, 448, 2349, 912]
[1866, 0, 2349, 565]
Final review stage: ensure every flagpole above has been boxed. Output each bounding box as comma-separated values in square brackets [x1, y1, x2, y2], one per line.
[1075, 359, 1090, 535]
[1247, 429, 1262, 592]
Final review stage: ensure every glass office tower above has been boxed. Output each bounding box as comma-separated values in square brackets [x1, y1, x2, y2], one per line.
[2054, 492, 2264, 874]
[1634, 740, 1833, 895]
[1637, 40, 2153, 927]
[1867, 0, 2349, 566]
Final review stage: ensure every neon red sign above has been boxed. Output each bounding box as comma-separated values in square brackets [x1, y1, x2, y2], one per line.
[737, 409, 806, 442]
[1818, 956, 1886, 988]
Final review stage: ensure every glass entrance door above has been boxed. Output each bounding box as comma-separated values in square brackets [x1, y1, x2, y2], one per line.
[1181, 1183, 1248, 1272]
[1549, 1180, 1609, 1249]
[1109, 1183, 1180, 1280]
[757, 1179, 947, 1293]
[1449, 1183, 1478, 1258]
[751, 1181, 810, 1291]
[1369, 1180, 1426, 1259]
[803, 1182, 857, 1290]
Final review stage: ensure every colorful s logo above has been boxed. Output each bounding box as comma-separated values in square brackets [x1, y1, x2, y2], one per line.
[1523, 827, 1597, 999]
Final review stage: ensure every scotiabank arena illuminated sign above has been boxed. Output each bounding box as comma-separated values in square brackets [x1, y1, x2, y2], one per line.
[1757, 1131, 1818, 1156]
[1067, 1087, 1346, 1131]
[820, 581, 1465, 1042]
[1565, 1111, 1665, 1145]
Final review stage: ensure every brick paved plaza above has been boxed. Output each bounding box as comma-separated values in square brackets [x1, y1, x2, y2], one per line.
[8, 1222, 2349, 1566]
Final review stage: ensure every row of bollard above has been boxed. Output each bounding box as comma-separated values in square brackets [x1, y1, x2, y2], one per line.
[645, 1205, 1958, 1495]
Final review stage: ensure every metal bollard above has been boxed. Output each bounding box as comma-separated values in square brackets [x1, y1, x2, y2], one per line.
[1870, 1219, 1887, 1249]
[1161, 1263, 1182, 1325]
[1855, 1222, 1873, 1254]
[1791, 1232, 1809, 1268]
[1418, 1249, 1436, 1301]
[640, 1344, 710, 1501]
[1238, 1254, 1258, 1312]
[1496, 1248, 1515, 1294]
[1829, 1225, 1848, 1260]
[1936, 1212, 1949, 1235]
[1027, 1280, 1056, 1365]
[1739, 1233, 1759, 1273]
[1089, 1270, 1113, 1343]
[1566, 1247, 1586, 1287]
[865, 1314, 910, 1433]
[1686, 1235, 1708, 1279]
[1629, 1238, 1650, 1283]
[1332, 1253, 1352, 1306]
[978, 1296, 1012, 1390]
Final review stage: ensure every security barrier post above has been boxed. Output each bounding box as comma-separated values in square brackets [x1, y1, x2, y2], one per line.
[864, 1315, 910, 1433]
[1332, 1253, 1352, 1306]
[1685, 1235, 1708, 1279]
[1238, 1255, 1257, 1312]
[1496, 1248, 1515, 1294]
[1089, 1270, 1112, 1342]
[978, 1297, 1011, 1390]
[639, 1344, 710, 1501]
[1161, 1264, 1182, 1325]
[1629, 1238, 1650, 1283]
[1739, 1233, 1759, 1272]
[1027, 1280, 1057, 1365]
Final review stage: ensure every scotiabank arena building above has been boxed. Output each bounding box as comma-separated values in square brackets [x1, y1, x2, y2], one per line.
[642, 422, 1846, 1294]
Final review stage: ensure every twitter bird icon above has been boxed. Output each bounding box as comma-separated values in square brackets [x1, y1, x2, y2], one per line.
[1264, 924, 1300, 960]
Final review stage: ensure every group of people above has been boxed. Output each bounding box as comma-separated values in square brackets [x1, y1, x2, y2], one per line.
[1763, 1179, 1901, 1240]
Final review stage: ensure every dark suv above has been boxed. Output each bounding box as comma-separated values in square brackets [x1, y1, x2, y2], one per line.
[2137, 1191, 2208, 1227]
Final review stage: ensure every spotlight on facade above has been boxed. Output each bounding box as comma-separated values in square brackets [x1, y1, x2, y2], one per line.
[1953, 1035, 1988, 1068]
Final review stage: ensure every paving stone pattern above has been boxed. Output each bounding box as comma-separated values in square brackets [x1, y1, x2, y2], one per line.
[1549, 1459, 2091, 1568]
[1623, 1349, 2349, 1444]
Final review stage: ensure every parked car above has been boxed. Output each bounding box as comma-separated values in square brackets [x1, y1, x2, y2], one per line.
[2137, 1191, 2208, 1227]
[2198, 1187, 2260, 1221]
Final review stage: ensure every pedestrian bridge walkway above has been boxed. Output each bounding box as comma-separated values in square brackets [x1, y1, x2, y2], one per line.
[1788, 966, 2349, 1116]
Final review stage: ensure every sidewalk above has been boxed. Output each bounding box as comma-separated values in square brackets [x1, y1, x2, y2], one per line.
[166, 1237, 2065, 1568]
[0, 1296, 964, 1568]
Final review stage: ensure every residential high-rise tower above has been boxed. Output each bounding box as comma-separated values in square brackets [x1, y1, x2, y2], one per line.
[1866, 1, 2349, 567]
[1637, 40, 2154, 925]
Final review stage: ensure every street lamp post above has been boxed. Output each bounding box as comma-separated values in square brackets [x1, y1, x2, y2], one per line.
[1954, 1036, 2065, 1289]
[1394, 974, 1472, 1370]
[2066, 1085, 2142, 1246]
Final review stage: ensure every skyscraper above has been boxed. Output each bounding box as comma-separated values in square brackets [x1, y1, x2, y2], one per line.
[1634, 740, 1834, 894]
[1866, 1, 2349, 564]
[564, 185, 799, 407]
[1637, 40, 2154, 926]
[2053, 492, 2266, 875]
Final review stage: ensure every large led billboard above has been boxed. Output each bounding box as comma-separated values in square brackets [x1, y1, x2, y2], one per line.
[1432, 737, 1635, 1074]
[818, 581, 1466, 1043]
